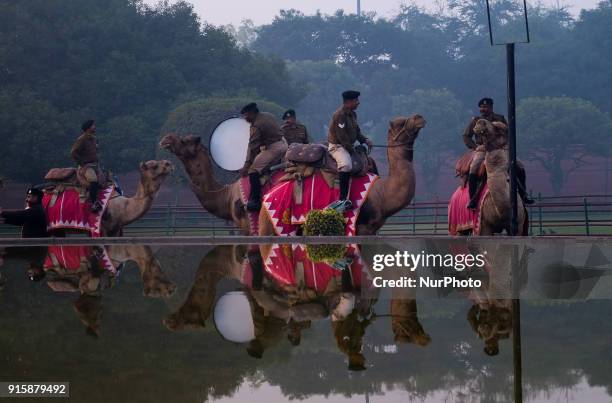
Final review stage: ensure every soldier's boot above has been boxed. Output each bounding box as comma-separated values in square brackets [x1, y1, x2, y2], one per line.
[466, 173, 479, 210]
[89, 182, 102, 212]
[246, 172, 262, 211]
[338, 172, 352, 210]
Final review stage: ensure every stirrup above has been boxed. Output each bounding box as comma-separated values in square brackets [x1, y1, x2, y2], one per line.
[331, 257, 353, 271]
[326, 199, 352, 212]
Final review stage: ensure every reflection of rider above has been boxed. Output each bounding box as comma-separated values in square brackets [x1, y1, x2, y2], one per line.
[70, 119, 102, 212]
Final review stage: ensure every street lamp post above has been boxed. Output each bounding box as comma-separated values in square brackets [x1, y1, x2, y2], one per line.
[357, 0, 361, 16]
[485, 0, 530, 237]
[485, 3, 530, 403]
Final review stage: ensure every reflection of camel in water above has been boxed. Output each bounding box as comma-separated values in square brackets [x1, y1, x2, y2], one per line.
[44, 244, 176, 337]
[165, 244, 431, 367]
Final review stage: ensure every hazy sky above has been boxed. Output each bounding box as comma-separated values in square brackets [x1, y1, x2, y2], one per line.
[142, 0, 602, 26]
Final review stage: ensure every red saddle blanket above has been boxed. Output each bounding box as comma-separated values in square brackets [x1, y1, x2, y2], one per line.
[239, 171, 285, 235]
[44, 245, 116, 274]
[42, 185, 114, 237]
[262, 244, 366, 292]
[261, 171, 378, 236]
[448, 183, 489, 235]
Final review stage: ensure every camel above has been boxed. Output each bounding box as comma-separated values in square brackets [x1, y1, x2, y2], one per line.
[159, 134, 252, 234]
[257, 114, 426, 237]
[45, 160, 173, 236]
[472, 119, 527, 235]
[101, 160, 173, 236]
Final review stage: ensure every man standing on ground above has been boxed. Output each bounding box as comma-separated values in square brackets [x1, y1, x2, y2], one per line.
[0, 188, 48, 238]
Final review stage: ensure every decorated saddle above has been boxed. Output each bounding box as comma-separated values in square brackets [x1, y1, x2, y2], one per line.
[448, 182, 489, 236]
[261, 170, 378, 236]
[284, 143, 376, 177]
[42, 185, 114, 237]
[42, 167, 117, 237]
[43, 245, 117, 292]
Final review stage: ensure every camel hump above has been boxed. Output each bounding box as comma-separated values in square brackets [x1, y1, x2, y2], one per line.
[45, 167, 77, 182]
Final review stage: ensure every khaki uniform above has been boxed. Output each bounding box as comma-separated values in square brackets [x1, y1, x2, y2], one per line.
[463, 113, 507, 175]
[245, 112, 288, 174]
[281, 122, 310, 144]
[70, 132, 99, 185]
[327, 106, 368, 173]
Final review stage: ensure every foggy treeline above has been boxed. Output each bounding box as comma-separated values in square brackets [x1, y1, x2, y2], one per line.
[1, 0, 611, 194]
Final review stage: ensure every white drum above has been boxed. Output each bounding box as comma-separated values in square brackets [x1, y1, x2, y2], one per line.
[213, 291, 255, 343]
[209, 117, 251, 171]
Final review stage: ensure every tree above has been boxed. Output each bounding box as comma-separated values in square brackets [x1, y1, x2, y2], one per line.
[0, 0, 300, 181]
[517, 97, 612, 194]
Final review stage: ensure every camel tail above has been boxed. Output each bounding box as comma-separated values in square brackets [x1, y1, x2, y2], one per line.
[522, 208, 529, 236]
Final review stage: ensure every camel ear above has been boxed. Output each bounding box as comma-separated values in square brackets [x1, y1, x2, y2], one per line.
[140, 162, 146, 171]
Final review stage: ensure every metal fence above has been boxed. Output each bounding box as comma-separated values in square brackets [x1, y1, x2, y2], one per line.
[1, 194, 611, 237]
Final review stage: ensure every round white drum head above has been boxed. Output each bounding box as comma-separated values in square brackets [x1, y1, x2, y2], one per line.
[209, 117, 251, 171]
[213, 291, 255, 343]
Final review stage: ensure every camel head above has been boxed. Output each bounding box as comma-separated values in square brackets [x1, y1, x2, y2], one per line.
[388, 114, 427, 145]
[474, 119, 507, 149]
[139, 160, 173, 188]
[159, 134, 206, 159]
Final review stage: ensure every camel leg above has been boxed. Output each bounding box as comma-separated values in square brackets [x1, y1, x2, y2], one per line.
[164, 245, 246, 331]
[258, 209, 276, 236]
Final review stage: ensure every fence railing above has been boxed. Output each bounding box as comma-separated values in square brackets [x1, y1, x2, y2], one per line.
[1, 194, 611, 237]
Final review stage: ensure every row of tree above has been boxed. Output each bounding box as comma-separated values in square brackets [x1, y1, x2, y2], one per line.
[0, 0, 298, 181]
[244, 1, 612, 194]
[1, 0, 611, 195]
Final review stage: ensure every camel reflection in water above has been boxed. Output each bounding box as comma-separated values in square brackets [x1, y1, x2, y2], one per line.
[0, 244, 176, 337]
[163, 241, 542, 368]
[165, 243, 433, 370]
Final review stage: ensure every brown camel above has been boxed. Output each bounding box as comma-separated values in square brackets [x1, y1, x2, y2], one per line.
[159, 134, 252, 234]
[473, 119, 527, 235]
[44, 160, 172, 236]
[258, 114, 426, 237]
[101, 160, 173, 236]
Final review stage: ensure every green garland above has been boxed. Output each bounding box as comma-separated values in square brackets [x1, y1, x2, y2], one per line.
[303, 209, 347, 264]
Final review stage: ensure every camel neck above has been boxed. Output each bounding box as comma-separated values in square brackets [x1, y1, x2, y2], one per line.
[380, 141, 416, 217]
[486, 149, 511, 211]
[181, 148, 225, 193]
[119, 177, 159, 224]
[179, 148, 233, 220]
